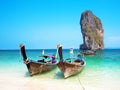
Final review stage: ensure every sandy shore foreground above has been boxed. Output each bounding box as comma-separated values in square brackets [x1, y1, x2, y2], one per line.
[0, 76, 84, 90]
[0, 73, 120, 90]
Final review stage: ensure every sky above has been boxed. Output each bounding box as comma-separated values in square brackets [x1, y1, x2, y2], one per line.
[0, 0, 120, 49]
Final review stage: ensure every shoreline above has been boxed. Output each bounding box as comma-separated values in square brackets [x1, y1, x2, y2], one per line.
[0, 49, 120, 90]
[0, 72, 120, 90]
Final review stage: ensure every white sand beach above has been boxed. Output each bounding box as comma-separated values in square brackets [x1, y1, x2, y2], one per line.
[0, 75, 83, 90]
[0, 72, 120, 90]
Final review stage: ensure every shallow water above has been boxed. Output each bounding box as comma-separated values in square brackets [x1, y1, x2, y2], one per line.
[0, 49, 120, 89]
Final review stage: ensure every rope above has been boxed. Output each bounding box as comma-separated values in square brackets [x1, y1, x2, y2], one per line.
[77, 75, 85, 90]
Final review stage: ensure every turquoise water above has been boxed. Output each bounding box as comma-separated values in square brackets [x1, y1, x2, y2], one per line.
[0, 49, 120, 88]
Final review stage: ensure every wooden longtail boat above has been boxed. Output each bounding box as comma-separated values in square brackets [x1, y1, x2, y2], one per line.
[20, 44, 57, 76]
[57, 44, 86, 78]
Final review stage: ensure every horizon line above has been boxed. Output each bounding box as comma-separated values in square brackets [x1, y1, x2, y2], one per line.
[0, 48, 120, 50]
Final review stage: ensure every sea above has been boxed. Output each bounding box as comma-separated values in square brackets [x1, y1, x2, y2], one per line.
[0, 49, 120, 89]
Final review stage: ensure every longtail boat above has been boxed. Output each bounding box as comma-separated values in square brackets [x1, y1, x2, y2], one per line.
[20, 44, 57, 76]
[57, 44, 86, 78]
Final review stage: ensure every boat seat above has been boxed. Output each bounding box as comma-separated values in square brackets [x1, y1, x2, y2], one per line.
[74, 60, 81, 63]
[37, 59, 46, 63]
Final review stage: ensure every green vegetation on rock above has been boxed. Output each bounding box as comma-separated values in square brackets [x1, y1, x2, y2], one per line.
[86, 27, 102, 44]
[94, 16, 100, 25]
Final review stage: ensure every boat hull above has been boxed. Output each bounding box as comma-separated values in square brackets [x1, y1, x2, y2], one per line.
[57, 61, 85, 78]
[27, 61, 56, 76]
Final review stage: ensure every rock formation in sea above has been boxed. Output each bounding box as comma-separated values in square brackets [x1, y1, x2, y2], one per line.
[80, 10, 104, 50]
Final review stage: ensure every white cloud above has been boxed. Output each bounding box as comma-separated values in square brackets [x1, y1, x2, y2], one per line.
[108, 36, 120, 41]
[105, 36, 120, 48]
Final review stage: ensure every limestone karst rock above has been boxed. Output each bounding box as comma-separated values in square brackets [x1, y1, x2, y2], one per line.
[80, 10, 104, 50]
